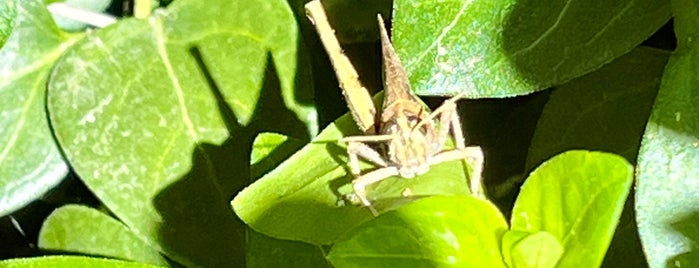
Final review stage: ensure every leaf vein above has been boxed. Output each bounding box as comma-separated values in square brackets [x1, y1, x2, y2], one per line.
[511, 0, 573, 57]
[151, 17, 199, 141]
[405, 0, 471, 70]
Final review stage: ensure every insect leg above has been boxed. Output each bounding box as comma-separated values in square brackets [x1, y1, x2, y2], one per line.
[352, 166, 400, 215]
[345, 141, 389, 175]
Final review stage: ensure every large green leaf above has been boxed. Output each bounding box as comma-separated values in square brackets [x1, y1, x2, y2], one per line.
[526, 46, 670, 171]
[47, 0, 315, 266]
[246, 132, 331, 268]
[233, 96, 479, 245]
[392, 0, 671, 97]
[0, 0, 75, 216]
[327, 195, 508, 268]
[636, 0, 699, 266]
[511, 150, 633, 267]
[38, 205, 168, 266]
[0, 256, 163, 268]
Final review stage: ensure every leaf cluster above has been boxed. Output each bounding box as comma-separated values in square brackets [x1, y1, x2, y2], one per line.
[0, 0, 696, 267]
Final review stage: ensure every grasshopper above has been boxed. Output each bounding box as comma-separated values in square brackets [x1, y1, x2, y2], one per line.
[306, 1, 484, 214]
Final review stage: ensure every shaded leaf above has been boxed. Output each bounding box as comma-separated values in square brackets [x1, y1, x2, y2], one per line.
[327, 195, 508, 268]
[320, 0, 392, 43]
[0, 256, 164, 268]
[38, 205, 168, 266]
[46, 0, 314, 266]
[392, 0, 671, 97]
[636, 0, 699, 266]
[247, 230, 331, 268]
[526, 46, 670, 171]
[512, 150, 633, 267]
[0, 0, 74, 216]
[233, 99, 478, 245]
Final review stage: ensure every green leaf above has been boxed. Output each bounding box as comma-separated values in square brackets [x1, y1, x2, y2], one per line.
[636, 0, 699, 266]
[327, 195, 508, 268]
[526, 46, 670, 171]
[524, 46, 669, 267]
[247, 133, 331, 267]
[233, 98, 477, 245]
[512, 150, 633, 267]
[393, 0, 671, 97]
[502, 230, 563, 268]
[247, 229, 331, 268]
[37, 205, 168, 266]
[0, 0, 75, 216]
[0, 256, 164, 268]
[250, 132, 305, 180]
[46, 0, 314, 266]
[0, 0, 17, 46]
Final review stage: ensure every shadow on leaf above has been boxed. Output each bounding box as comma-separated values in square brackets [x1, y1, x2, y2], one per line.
[152, 49, 309, 266]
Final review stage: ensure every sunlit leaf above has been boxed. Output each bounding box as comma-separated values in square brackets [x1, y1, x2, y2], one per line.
[0, 0, 74, 217]
[512, 150, 633, 267]
[47, 0, 315, 265]
[38, 205, 168, 266]
[502, 230, 563, 268]
[328, 196, 508, 268]
[393, 0, 670, 97]
[0, 256, 163, 268]
[233, 96, 479, 245]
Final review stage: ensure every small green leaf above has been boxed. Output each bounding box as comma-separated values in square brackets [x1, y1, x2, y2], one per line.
[636, 0, 699, 266]
[38, 205, 168, 266]
[47, 0, 314, 266]
[327, 195, 508, 268]
[393, 0, 670, 97]
[502, 231, 563, 268]
[0, 0, 75, 216]
[512, 150, 633, 267]
[0, 256, 164, 268]
[233, 98, 477, 245]
[526, 46, 670, 171]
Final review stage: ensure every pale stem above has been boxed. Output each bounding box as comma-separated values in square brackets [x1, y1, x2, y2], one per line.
[47, 3, 117, 28]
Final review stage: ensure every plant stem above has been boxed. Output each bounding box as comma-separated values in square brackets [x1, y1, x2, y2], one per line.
[134, 0, 153, 19]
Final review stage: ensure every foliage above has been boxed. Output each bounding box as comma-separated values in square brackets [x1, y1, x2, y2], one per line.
[1, 0, 695, 267]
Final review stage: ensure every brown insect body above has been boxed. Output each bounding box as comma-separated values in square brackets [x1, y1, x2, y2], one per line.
[306, 1, 484, 215]
[377, 15, 439, 178]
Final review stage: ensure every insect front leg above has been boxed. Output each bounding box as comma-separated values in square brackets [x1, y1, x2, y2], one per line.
[352, 166, 400, 215]
[435, 100, 466, 149]
[344, 140, 390, 175]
